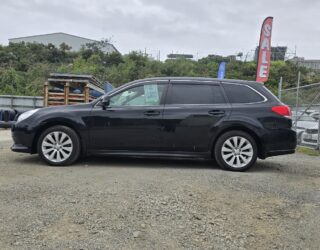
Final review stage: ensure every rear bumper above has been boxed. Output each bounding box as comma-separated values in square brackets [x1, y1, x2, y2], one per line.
[261, 128, 297, 158]
[264, 149, 295, 158]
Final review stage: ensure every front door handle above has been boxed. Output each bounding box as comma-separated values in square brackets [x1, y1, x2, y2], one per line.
[208, 110, 225, 116]
[143, 110, 161, 116]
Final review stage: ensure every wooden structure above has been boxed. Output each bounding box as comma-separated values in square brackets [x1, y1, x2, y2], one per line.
[43, 73, 104, 107]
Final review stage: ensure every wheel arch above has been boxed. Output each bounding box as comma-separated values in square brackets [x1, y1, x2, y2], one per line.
[211, 125, 264, 159]
[31, 120, 86, 155]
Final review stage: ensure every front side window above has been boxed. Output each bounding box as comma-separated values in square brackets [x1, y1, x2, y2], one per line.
[167, 84, 226, 105]
[110, 83, 165, 106]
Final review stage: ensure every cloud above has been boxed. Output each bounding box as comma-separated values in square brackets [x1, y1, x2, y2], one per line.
[0, 0, 319, 59]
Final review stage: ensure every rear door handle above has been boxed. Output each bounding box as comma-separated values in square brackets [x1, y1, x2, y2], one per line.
[143, 110, 161, 116]
[208, 110, 225, 116]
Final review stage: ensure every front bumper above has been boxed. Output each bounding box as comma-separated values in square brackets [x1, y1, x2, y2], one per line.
[302, 133, 318, 146]
[11, 144, 31, 153]
[11, 124, 35, 154]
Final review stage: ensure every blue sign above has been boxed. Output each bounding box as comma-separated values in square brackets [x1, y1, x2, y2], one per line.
[217, 62, 226, 79]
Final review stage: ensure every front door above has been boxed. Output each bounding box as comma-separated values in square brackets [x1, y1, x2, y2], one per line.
[89, 80, 168, 151]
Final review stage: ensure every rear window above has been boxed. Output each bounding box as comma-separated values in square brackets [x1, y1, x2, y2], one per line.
[167, 84, 226, 105]
[223, 84, 265, 103]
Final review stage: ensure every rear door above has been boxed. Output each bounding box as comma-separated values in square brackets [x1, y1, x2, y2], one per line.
[162, 80, 231, 153]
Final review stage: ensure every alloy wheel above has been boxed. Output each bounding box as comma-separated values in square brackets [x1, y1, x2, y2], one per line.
[41, 131, 73, 163]
[221, 136, 254, 168]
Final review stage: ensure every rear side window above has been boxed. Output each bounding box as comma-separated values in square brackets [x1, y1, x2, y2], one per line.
[166, 84, 226, 105]
[223, 84, 265, 103]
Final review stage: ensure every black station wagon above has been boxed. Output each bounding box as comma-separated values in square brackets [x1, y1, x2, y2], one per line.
[11, 77, 296, 171]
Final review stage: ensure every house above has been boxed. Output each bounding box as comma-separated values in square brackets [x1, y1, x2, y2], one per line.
[167, 54, 194, 60]
[289, 57, 320, 70]
[254, 46, 287, 61]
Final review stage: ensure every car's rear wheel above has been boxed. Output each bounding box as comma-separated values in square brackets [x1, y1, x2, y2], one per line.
[214, 130, 258, 171]
[37, 126, 80, 166]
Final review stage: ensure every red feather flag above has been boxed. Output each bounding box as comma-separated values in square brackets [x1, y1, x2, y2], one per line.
[256, 17, 273, 83]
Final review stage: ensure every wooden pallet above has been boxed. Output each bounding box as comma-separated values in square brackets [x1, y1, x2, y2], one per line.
[44, 73, 105, 107]
[44, 82, 98, 107]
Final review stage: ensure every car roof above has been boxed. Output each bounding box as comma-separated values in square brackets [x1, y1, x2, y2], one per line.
[104, 77, 262, 97]
[129, 77, 259, 84]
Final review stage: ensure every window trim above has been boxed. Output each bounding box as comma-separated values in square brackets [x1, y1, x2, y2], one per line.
[221, 82, 268, 105]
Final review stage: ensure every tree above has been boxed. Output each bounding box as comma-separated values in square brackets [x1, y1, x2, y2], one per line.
[0, 42, 319, 96]
[59, 42, 72, 52]
[85, 38, 112, 52]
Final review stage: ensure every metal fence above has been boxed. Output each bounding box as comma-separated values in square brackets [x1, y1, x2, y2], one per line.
[0, 95, 43, 112]
[279, 73, 320, 150]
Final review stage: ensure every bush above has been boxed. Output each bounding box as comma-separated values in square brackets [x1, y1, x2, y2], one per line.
[0, 42, 320, 96]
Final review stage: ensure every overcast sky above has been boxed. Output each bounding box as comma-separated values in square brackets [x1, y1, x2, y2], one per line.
[1, 0, 320, 60]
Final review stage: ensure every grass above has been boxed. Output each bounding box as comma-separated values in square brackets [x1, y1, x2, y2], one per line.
[297, 146, 320, 156]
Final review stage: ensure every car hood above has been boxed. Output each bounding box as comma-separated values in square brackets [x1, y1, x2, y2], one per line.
[296, 121, 319, 129]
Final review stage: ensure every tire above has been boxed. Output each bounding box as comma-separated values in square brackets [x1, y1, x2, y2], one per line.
[37, 125, 81, 166]
[214, 130, 258, 171]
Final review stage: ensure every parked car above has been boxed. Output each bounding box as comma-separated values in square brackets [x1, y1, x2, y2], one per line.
[11, 77, 296, 171]
[301, 123, 319, 147]
[292, 113, 319, 143]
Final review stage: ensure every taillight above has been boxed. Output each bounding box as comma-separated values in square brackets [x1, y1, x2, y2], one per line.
[272, 105, 291, 118]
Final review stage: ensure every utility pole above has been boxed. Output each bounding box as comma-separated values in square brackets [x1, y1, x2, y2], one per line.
[278, 77, 283, 101]
[295, 72, 301, 131]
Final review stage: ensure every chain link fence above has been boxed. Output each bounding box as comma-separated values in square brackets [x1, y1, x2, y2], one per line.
[279, 74, 320, 150]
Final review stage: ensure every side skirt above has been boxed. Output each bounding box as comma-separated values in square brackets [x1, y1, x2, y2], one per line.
[86, 150, 212, 160]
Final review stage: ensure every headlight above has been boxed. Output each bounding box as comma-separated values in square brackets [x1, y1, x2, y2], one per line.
[17, 109, 40, 123]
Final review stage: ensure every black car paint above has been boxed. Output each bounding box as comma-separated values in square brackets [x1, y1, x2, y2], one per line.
[11, 78, 296, 160]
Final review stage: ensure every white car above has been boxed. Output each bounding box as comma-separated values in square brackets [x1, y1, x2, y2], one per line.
[301, 126, 319, 147]
[309, 111, 319, 121]
[292, 113, 319, 143]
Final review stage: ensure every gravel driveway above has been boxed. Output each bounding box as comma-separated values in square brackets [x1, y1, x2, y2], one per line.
[0, 129, 319, 249]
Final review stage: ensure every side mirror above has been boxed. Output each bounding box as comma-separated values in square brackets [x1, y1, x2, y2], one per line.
[102, 96, 110, 110]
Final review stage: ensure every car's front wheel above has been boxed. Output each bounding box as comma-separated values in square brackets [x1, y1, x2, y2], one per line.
[37, 125, 80, 166]
[214, 130, 258, 171]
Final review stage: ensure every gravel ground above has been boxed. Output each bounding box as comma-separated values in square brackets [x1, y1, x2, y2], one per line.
[0, 129, 319, 250]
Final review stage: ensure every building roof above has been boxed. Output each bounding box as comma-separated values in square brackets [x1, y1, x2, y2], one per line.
[9, 32, 97, 42]
[9, 32, 119, 53]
